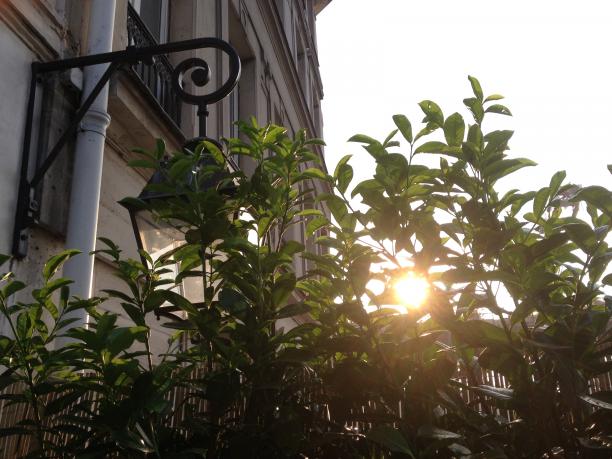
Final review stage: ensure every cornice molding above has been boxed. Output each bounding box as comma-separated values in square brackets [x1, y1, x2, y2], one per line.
[0, 0, 63, 61]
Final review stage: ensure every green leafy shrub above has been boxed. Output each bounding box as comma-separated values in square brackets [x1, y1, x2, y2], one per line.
[0, 77, 610, 458]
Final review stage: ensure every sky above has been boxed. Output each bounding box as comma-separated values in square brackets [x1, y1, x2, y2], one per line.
[316, 0, 612, 191]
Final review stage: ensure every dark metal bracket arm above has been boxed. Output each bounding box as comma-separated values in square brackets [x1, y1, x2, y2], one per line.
[12, 37, 241, 259]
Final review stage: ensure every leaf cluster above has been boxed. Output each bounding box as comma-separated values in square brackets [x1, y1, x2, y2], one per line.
[0, 79, 610, 458]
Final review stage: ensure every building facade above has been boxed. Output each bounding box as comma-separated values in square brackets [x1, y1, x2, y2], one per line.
[0, 0, 330, 354]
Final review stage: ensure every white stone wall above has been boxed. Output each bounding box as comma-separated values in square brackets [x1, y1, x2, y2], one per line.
[0, 23, 35, 256]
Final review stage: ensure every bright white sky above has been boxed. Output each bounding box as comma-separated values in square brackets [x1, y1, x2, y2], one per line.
[316, 0, 611, 191]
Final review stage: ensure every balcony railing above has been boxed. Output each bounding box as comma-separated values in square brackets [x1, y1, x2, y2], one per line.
[126, 4, 182, 127]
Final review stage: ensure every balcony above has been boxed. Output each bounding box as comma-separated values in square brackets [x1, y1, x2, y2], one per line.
[126, 3, 181, 128]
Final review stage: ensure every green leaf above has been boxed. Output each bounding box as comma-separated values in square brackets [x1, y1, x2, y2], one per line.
[367, 426, 415, 457]
[306, 217, 328, 236]
[300, 167, 329, 181]
[262, 125, 287, 143]
[351, 179, 383, 198]
[467, 124, 483, 147]
[473, 385, 514, 400]
[156, 290, 198, 315]
[304, 138, 326, 146]
[296, 208, 324, 218]
[43, 250, 80, 282]
[334, 159, 353, 194]
[443, 112, 465, 147]
[485, 104, 512, 116]
[484, 94, 505, 102]
[440, 269, 513, 284]
[16, 312, 31, 339]
[571, 186, 612, 216]
[580, 393, 612, 410]
[484, 130, 514, 154]
[527, 232, 570, 262]
[2, 281, 25, 298]
[34, 277, 72, 303]
[168, 157, 193, 180]
[418, 425, 462, 440]
[44, 390, 83, 416]
[533, 187, 550, 217]
[414, 122, 439, 142]
[272, 273, 296, 307]
[276, 302, 311, 319]
[450, 320, 511, 347]
[348, 134, 377, 144]
[564, 222, 598, 254]
[418, 100, 444, 127]
[333, 154, 352, 179]
[144, 290, 168, 313]
[392, 114, 413, 144]
[155, 138, 166, 159]
[549, 170, 566, 198]
[103, 289, 136, 303]
[484, 158, 537, 181]
[468, 75, 483, 100]
[128, 159, 158, 169]
[203, 140, 224, 165]
[415, 141, 447, 155]
[321, 194, 352, 230]
[463, 97, 484, 124]
[280, 240, 305, 257]
[363, 141, 387, 159]
[462, 141, 479, 163]
[107, 326, 148, 356]
[218, 289, 248, 314]
[383, 129, 398, 147]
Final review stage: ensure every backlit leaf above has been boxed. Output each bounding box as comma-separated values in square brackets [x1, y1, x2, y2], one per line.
[443, 112, 465, 147]
[485, 104, 512, 116]
[392, 114, 413, 144]
[468, 75, 483, 100]
[418, 100, 444, 127]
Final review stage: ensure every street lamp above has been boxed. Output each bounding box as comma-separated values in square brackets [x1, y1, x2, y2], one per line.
[119, 149, 236, 267]
[119, 144, 240, 320]
[119, 36, 240, 262]
[120, 163, 187, 264]
[119, 42, 241, 320]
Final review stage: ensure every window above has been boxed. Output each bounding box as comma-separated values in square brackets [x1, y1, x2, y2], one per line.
[129, 0, 169, 43]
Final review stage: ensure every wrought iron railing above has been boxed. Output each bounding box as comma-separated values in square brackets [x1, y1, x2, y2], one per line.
[126, 3, 182, 127]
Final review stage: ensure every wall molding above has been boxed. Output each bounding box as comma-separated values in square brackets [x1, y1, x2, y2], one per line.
[0, 0, 63, 62]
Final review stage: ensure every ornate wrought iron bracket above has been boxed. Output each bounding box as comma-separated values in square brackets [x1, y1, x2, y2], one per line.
[12, 37, 241, 259]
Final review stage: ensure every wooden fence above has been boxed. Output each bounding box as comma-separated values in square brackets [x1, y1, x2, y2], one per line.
[1, 360, 610, 458]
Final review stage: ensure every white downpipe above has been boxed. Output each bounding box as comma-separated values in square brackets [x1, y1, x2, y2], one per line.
[62, 0, 116, 322]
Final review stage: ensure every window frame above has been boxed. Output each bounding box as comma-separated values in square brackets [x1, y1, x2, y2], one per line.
[128, 0, 170, 44]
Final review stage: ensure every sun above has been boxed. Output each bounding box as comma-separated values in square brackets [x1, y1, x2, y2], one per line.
[394, 273, 430, 309]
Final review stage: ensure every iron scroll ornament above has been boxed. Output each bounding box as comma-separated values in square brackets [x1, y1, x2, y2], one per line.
[172, 54, 240, 106]
[171, 42, 241, 138]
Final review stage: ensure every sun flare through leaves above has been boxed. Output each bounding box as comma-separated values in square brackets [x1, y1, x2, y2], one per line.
[394, 272, 430, 310]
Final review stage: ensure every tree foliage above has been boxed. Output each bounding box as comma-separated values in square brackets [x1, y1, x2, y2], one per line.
[0, 77, 610, 458]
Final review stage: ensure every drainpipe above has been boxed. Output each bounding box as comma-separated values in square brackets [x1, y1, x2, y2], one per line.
[62, 0, 116, 322]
